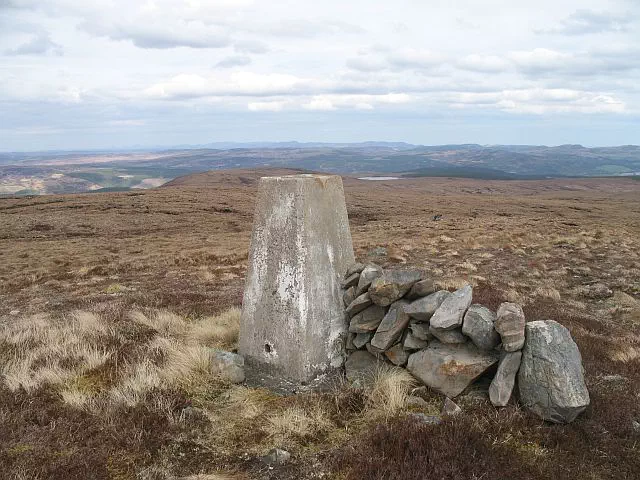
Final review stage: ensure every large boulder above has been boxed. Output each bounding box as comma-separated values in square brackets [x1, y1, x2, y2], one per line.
[407, 341, 499, 398]
[369, 270, 423, 306]
[346, 292, 373, 317]
[518, 320, 590, 423]
[430, 285, 473, 330]
[462, 304, 500, 350]
[489, 351, 521, 407]
[405, 290, 450, 321]
[370, 300, 410, 350]
[495, 302, 526, 352]
[355, 264, 383, 296]
[348, 304, 387, 333]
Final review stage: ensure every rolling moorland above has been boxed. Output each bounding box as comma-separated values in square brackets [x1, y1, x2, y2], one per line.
[1, 143, 640, 195]
[0, 169, 639, 479]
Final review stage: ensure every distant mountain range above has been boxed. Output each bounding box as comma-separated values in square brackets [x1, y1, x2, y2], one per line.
[1, 143, 639, 195]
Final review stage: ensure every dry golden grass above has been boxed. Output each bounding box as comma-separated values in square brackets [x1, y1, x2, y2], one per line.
[365, 364, 415, 417]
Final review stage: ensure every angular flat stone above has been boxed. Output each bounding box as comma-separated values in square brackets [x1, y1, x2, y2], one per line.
[348, 304, 387, 333]
[345, 262, 366, 277]
[345, 350, 380, 385]
[371, 300, 410, 351]
[346, 292, 373, 317]
[369, 269, 423, 306]
[353, 332, 373, 349]
[406, 278, 436, 300]
[405, 290, 450, 321]
[442, 397, 462, 416]
[430, 285, 473, 330]
[495, 302, 526, 352]
[429, 326, 467, 344]
[403, 331, 429, 351]
[489, 351, 522, 407]
[518, 320, 590, 423]
[341, 272, 360, 289]
[356, 264, 384, 296]
[407, 341, 499, 398]
[343, 286, 356, 308]
[384, 343, 409, 366]
[409, 322, 432, 341]
[462, 304, 500, 350]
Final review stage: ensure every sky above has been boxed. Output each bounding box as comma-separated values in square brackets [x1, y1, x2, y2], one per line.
[0, 0, 639, 151]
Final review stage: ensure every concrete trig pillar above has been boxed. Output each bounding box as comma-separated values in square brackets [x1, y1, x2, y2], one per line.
[239, 174, 355, 383]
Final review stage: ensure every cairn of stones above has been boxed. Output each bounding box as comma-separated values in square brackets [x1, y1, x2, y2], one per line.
[342, 263, 591, 424]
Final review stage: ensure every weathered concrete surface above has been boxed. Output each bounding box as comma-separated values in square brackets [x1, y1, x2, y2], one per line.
[239, 174, 355, 383]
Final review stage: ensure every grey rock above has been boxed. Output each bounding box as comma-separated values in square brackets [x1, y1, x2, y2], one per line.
[406, 395, 429, 408]
[462, 304, 500, 350]
[403, 331, 429, 351]
[409, 321, 432, 341]
[345, 262, 366, 278]
[429, 326, 467, 344]
[346, 332, 356, 351]
[341, 272, 360, 289]
[384, 343, 409, 366]
[582, 283, 613, 299]
[369, 246, 388, 257]
[430, 285, 473, 330]
[345, 351, 380, 384]
[348, 304, 387, 333]
[407, 341, 499, 398]
[353, 332, 373, 349]
[209, 349, 245, 383]
[410, 413, 442, 425]
[343, 286, 356, 308]
[371, 300, 410, 351]
[356, 264, 384, 296]
[346, 292, 373, 317]
[489, 351, 522, 407]
[262, 448, 291, 466]
[406, 278, 436, 299]
[632, 420, 640, 434]
[365, 342, 385, 356]
[405, 290, 450, 321]
[369, 270, 423, 306]
[518, 320, 590, 424]
[442, 397, 462, 416]
[495, 302, 526, 352]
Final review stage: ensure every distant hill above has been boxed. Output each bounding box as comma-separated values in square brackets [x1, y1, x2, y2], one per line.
[1, 143, 639, 195]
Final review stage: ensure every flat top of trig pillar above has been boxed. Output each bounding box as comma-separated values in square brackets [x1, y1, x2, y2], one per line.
[261, 173, 337, 180]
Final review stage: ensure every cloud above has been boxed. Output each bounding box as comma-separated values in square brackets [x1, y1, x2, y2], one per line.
[80, 19, 230, 49]
[247, 101, 286, 111]
[447, 88, 625, 114]
[4, 32, 62, 56]
[347, 48, 445, 72]
[216, 55, 252, 68]
[144, 72, 308, 99]
[457, 54, 508, 73]
[539, 9, 634, 35]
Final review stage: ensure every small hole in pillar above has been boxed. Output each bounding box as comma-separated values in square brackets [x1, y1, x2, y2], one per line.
[264, 343, 272, 353]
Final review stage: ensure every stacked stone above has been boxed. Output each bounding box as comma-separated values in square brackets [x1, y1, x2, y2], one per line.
[341, 263, 590, 424]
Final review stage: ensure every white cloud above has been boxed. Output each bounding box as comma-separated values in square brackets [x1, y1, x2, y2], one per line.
[247, 100, 286, 111]
[539, 9, 634, 35]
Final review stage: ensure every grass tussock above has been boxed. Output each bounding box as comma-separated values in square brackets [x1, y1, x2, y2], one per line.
[365, 364, 415, 417]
